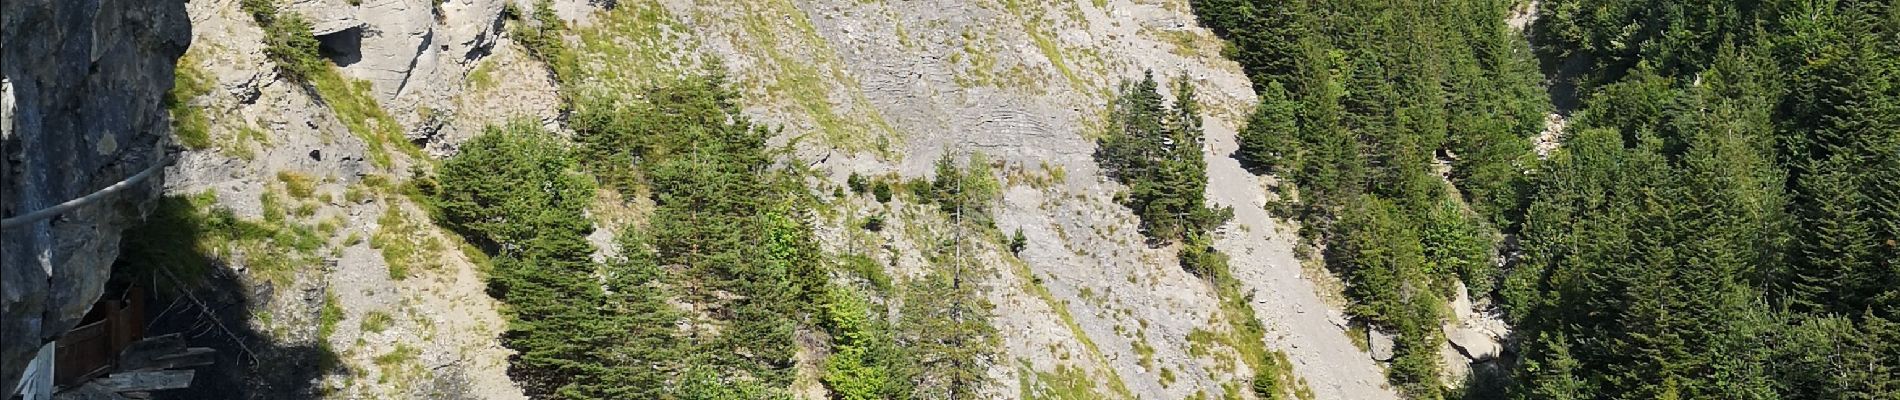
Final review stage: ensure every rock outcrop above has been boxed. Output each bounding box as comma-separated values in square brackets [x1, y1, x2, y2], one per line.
[0, 0, 191, 395]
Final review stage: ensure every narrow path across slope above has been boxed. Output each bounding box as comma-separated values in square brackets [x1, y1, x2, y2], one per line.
[1201, 120, 1402, 400]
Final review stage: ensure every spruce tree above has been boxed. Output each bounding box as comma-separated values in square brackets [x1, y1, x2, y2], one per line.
[1237, 81, 1301, 175]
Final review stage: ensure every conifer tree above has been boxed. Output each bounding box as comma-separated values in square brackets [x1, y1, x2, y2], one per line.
[899, 271, 997, 400]
[1237, 81, 1300, 175]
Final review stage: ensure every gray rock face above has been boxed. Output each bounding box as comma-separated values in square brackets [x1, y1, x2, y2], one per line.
[1447, 327, 1504, 362]
[1368, 329, 1396, 362]
[0, 0, 190, 395]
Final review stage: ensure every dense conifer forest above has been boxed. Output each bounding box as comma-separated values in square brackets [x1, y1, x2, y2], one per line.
[1195, 0, 1899, 398]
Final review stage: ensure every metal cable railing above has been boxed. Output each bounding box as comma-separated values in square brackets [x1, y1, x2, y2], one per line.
[2, 157, 168, 229]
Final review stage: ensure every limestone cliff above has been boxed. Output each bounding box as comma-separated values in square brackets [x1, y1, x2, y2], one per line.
[0, 0, 190, 395]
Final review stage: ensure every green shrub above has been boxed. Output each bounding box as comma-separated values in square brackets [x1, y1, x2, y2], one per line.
[1009, 228, 1028, 255]
[511, 0, 571, 83]
[872, 180, 893, 203]
[432, 122, 595, 249]
[927, 152, 1002, 227]
[819, 286, 911, 400]
[240, 0, 277, 23]
[261, 13, 324, 81]
[836, 254, 893, 294]
[848, 172, 870, 194]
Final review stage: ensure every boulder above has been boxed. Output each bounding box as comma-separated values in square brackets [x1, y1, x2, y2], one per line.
[1439, 343, 1470, 387]
[1368, 329, 1395, 362]
[1447, 327, 1503, 361]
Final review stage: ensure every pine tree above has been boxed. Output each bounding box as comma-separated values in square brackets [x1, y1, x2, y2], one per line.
[899, 271, 998, 400]
[1516, 333, 1587, 400]
[1237, 81, 1301, 175]
[1790, 154, 1877, 315]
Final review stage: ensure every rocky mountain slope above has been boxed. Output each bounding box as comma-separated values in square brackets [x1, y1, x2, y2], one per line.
[7, 0, 1513, 398]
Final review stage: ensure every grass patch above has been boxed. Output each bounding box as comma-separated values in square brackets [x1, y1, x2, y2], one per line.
[1003, 0, 1090, 91]
[308, 68, 418, 168]
[1205, 273, 1314, 400]
[1153, 27, 1204, 58]
[277, 171, 318, 199]
[373, 344, 423, 387]
[227, 125, 272, 160]
[116, 191, 326, 290]
[371, 206, 444, 280]
[248, 0, 413, 166]
[360, 311, 395, 333]
[716, 0, 896, 154]
[374, 344, 420, 368]
[166, 52, 215, 149]
[318, 293, 344, 339]
[568, 0, 696, 86]
[466, 59, 498, 91]
[1018, 360, 1110, 400]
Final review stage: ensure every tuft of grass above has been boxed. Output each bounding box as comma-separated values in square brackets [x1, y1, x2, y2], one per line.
[278, 171, 318, 199]
[229, 125, 271, 160]
[360, 311, 395, 333]
[1132, 330, 1156, 370]
[466, 59, 498, 91]
[1153, 27, 1204, 58]
[318, 293, 344, 339]
[374, 344, 419, 368]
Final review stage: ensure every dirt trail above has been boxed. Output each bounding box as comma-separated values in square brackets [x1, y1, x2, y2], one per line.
[1200, 118, 1402, 400]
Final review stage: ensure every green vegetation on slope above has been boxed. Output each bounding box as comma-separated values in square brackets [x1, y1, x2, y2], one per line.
[1192, 0, 1547, 396]
[1094, 72, 1308, 399]
[1200, 0, 1900, 398]
[116, 190, 326, 292]
[1496, 0, 1900, 398]
[437, 67, 1008, 398]
[246, 0, 418, 167]
[1096, 71, 1234, 249]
